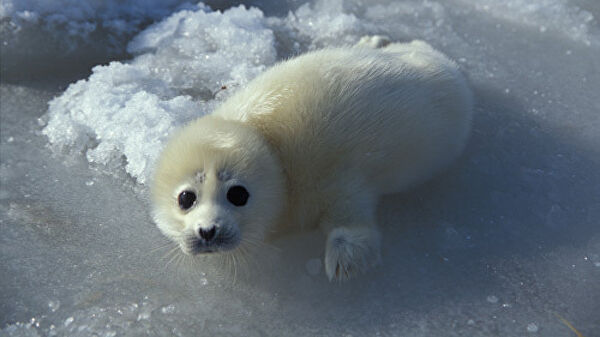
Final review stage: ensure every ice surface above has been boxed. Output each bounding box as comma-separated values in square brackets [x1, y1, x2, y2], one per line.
[457, 0, 600, 46]
[2, 0, 600, 336]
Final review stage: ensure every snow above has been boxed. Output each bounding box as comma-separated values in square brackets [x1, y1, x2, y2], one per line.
[1, 0, 600, 336]
[527, 322, 539, 333]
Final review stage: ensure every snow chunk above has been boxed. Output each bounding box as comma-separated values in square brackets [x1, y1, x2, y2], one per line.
[160, 304, 176, 314]
[48, 300, 61, 312]
[43, 4, 277, 184]
[486, 295, 499, 303]
[280, 0, 368, 49]
[63, 317, 74, 327]
[526, 322, 539, 332]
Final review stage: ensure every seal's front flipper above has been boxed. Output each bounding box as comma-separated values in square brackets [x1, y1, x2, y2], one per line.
[324, 226, 381, 282]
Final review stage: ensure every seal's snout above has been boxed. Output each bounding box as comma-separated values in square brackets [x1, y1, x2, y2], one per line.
[199, 226, 217, 241]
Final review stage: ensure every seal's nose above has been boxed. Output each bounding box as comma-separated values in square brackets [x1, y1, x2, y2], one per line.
[199, 226, 216, 241]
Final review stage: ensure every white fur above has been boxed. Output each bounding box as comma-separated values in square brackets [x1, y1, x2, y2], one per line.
[152, 38, 473, 282]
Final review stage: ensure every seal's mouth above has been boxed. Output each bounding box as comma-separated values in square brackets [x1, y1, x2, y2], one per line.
[190, 246, 217, 254]
[183, 234, 240, 255]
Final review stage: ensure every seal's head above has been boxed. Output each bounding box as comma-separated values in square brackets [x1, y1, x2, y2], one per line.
[151, 116, 285, 255]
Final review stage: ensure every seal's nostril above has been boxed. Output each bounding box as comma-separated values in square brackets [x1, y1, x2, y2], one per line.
[199, 226, 216, 241]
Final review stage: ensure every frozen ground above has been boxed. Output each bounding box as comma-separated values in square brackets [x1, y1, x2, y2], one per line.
[1, 0, 599, 336]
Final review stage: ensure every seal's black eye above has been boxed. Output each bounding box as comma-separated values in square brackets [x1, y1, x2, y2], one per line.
[178, 191, 196, 210]
[227, 185, 249, 207]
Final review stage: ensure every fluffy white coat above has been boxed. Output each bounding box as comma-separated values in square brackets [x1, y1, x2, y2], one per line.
[152, 38, 473, 282]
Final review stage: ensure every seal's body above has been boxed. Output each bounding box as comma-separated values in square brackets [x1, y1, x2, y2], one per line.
[152, 39, 473, 282]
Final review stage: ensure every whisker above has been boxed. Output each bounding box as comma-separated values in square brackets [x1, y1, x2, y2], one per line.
[226, 253, 235, 285]
[150, 240, 176, 253]
[180, 255, 191, 285]
[241, 237, 279, 257]
[232, 253, 238, 286]
[189, 255, 204, 280]
[161, 245, 181, 262]
[164, 250, 181, 270]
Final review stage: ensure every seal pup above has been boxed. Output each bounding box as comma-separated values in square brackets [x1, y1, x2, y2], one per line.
[151, 38, 473, 282]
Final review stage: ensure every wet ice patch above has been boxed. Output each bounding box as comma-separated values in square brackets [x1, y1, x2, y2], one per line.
[0, 0, 195, 41]
[0, 0, 196, 77]
[43, 4, 277, 184]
